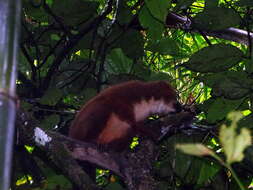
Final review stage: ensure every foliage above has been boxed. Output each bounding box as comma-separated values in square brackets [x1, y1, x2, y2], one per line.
[14, 0, 253, 189]
[177, 112, 252, 190]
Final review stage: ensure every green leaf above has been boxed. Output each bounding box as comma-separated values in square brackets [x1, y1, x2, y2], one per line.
[157, 182, 170, 190]
[198, 71, 253, 99]
[51, 34, 60, 41]
[194, 7, 241, 30]
[176, 143, 215, 157]
[117, 2, 133, 25]
[22, 0, 48, 22]
[40, 88, 62, 105]
[197, 160, 220, 185]
[238, 113, 253, 129]
[45, 169, 72, 188]
[174, 0, 195, 11]
[139, 5, 164, 40]
[46, 0, 53, 5]
[157, 161, 173, 177]
[184, 44, 243, 73]
[205, 0, 218, 9]
[107, 48, 133, 74]
[81, 88, 97, 103]
[41, 114, 60, 130]
[227, 112, 244, 126]
[205, 98, 244, 123]
[75, 31, 101, 50]
[145, 0, 170, 22]
[116, 30, 144, 59]
[236, 0, 253, 7]
[148, 72, 173, 81]
[105, 182, 125, 190]
[220, 112, 251, 164]
[166, 134, 214, 182]
[146, 37, 179, 55]
[52, 0, 99, 26]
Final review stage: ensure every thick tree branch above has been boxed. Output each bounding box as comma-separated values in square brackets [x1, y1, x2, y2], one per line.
[16, 108, 194, 190]
[166, 12, 253, 46]
[16, 110, 99, 189]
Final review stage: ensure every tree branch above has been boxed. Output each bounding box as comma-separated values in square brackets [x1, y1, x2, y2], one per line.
[16, 108, 194, 190]
[166, 12, 253, 46]
[41, 0, 114, 91]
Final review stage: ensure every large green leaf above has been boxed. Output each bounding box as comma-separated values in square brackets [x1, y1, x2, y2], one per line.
[146, 37, 179, 55]
[145, 0, 170, 22]
[184, 44, 243, 73]
[220, 112, 251, 164]
[197, 160, 220, 185]
[52, 0, 99, 26]
[139, 5, 164, 40]
[117, 2, 133, 25]
[174, 0, 195, 11]
[164, 135, 194, 177]
[148, 72, 173, 82]
[106, 48, 133, 74]
[205, 0, 219, 9]
[165, 134, 221, 187]
[198, 71, 253, 99]
[115, 29, 144, 59]
[176, 143, 214, 157]
[238, 113, 253, 129]
[41, 114, 60, 130]
[45, 168, 72, 188]
[236, 0, 253, 7]
[194, 7, 241, 30]
[202, 97, 244, 123]
[40, 88, 62, 106]
[75, 31, 99, 50]
[22, 0, 48, 22]
[105, 182, 124, 190]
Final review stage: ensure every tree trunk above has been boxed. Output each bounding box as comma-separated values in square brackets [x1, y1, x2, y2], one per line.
[0, 0, 21, 189]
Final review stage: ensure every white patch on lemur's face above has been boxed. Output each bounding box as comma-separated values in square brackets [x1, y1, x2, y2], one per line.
[133, 97, 177, 121]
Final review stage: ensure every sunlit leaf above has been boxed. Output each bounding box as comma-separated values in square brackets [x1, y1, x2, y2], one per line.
[219, 112, 252, 164]
[176, 143, 215, 157]
[16, 175, 32, 186]
[227, 112, 244, 126]
[238, 113, 253, 129]
[167, 134, 218, 183]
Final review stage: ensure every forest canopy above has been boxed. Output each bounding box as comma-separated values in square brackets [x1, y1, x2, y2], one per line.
[13, 0, 253, 189]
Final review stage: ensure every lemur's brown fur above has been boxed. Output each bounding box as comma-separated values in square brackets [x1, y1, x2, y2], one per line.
[69, 80, 181, 151]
